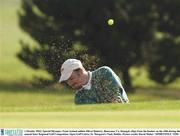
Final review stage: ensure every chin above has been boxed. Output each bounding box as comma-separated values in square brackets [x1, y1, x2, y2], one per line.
[73, 86, 81, 90]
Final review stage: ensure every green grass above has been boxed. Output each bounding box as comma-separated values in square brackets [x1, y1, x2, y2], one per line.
[0, 81, 180, 113]
[130, 67, 180, 89]
[1, 110, 180, 128]
[0, 81, 180, 128]
[0, 0, 50, 82]
[1, 100, 180, 112]
[0, 81, 180, 111]
[0, 82, 180, 128]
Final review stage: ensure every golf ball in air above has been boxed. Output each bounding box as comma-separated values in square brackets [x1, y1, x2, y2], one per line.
[107, 19, 114, 25]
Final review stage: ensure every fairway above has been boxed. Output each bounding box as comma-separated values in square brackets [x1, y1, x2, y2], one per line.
[1, 110, 180, 128]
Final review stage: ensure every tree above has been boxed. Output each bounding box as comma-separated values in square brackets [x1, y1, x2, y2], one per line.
[18, 0, 180, 91]
[145, 0, 180, 84]
[148, 37, 180, 84]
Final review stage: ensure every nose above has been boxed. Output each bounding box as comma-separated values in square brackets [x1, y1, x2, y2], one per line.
[68, 80, 76, 87]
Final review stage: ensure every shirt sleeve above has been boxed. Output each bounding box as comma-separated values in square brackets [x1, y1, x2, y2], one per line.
[74, 92, 85, 104]
[74, 89, 98, 104]
[99, 66, 129, 103]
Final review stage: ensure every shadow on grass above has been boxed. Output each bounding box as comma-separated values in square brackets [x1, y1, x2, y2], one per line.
[0, 81, 72, 95]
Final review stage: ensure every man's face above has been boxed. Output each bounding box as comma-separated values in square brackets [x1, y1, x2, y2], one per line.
[66, 69, 83, 90]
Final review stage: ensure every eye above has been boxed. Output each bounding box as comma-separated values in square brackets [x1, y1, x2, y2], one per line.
[69, 77, 74, 81]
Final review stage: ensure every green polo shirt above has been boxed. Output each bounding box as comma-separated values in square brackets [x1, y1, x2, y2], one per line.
[74, 66, 129, 104]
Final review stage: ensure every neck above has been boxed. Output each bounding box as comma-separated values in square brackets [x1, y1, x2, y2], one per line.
[82, 71, 89, 85]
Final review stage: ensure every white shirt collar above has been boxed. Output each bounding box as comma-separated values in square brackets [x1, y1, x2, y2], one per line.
[79, 71, 92, 90]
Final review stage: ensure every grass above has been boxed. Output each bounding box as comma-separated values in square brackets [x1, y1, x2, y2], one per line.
[0, 81, 180, 128]
[1, 110, 180, 128]
[1, 101, 180, 112]
[0, 82, 180, 128]
[0, 0, 50, 82]
[0, 81, 180, 112]
[130, 67, 180, 89]
[0, 0, 180, 128]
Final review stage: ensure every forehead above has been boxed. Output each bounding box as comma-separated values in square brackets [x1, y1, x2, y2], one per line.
[69, 70, 78, 79]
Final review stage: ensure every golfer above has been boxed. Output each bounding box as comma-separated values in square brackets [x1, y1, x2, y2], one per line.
[59, 59, 129, 104]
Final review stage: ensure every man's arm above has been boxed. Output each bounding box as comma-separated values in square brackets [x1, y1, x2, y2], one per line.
[99, 66, 129, 103]
[74, 90, 98, 104]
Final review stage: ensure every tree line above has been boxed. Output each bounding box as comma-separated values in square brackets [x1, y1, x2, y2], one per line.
[17, 0, 180, 92]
